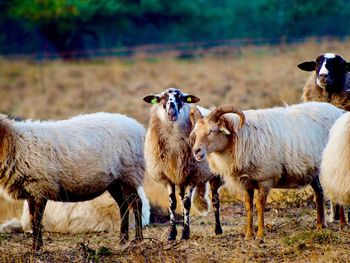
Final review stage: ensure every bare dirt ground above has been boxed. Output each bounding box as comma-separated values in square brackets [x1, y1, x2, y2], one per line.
[1, 200, 350, 262]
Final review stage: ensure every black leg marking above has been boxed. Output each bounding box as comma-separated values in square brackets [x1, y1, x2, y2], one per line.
[167, 184, 177, 240]
[181, 186, 193, 240]
[210, 176, 223, 235]
[108, 182, 129, 243]
[310, 177, 327, 229]
[125, 188, 143, 240]
[28, 197, 47, 251]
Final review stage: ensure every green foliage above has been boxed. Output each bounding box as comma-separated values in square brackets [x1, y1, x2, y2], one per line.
[2, 0, 350, 56]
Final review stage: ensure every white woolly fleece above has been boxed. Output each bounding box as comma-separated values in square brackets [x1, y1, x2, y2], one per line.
[137, 186, 151, 226]
[203, 102, 344, 190]
[320, 112, 350, 204]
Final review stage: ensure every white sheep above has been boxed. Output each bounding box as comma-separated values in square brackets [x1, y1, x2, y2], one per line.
[0, 112, 147, 250]
[143, 87, 223, 240]
[320, 112, 350, 226]
[190, 102, 344, 239]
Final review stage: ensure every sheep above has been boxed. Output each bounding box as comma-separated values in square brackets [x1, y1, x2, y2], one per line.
[0, 112, 147, 250]
[320, 112, 350, 226]
[143, 87, 223, 240]
[0, 191, 150, 234]
[190, 102, 344, 239]
[298, 53, 350, 223]
[298, 53, 350, 110]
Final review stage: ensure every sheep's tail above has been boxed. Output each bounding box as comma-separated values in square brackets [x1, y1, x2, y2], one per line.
[0, 218, 23, 233]
[137, 186, 151, 227]
[192, 182, 210, 215]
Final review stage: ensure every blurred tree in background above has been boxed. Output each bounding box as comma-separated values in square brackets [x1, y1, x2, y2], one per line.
[0, 0, 349, 57]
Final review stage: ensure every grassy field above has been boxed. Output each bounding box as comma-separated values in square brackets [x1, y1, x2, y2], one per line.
[1, 38, 350, 262]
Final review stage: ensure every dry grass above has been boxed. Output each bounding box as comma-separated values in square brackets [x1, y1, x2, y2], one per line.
[1, 206, 350, 262]
[1, 38, 350, 261]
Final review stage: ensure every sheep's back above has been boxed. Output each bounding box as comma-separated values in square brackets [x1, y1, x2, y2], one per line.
[10, 113, 145, 199]
[229, 102, 344, 187]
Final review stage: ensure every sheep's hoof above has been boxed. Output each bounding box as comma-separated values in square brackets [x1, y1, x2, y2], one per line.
[119, 233, 129, 244]
[316, 223, 327, 231]
[32, 240, 43, 251]
[215, 226, 223, 235]
[167, 226, 177, 241]
[339, 223, 348, 230]
[180, 226, 190, 240]
[255, 235, 265, 243]
[321, 223, 328, 229]
[244, 233, 254, 240]
[256, 231, 265, 240]
[134, 235, 143, 242]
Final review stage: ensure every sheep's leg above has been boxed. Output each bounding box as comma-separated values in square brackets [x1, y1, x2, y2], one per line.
[108, 183, 129, 243]
[167, 183, 177, 240]
[256, 187, 269, 239]
[132, 192, 143, 240]
[339, 205, 347, 229]
[124, 185, 143, 240]
[28, 197, 47, 251]
[244, 188, 254, 240]
[179, 185, 193, 240]
[334, 204, 341, 221]
[328, 201, 335, 222]
[310, 177, 327, 229]
[209, 176, 223, 235]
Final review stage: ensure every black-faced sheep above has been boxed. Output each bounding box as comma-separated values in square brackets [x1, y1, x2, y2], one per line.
[298, 53, 350, 223]
[143, 87, 223, 240]
[190, 102, 344, 239]
[298, 53, 350, 110]
[0, 112, 146, 250]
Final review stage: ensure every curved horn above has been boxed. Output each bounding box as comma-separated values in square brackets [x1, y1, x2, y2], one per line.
[190, 106, 203, 126]
[207, 105, 245, 128]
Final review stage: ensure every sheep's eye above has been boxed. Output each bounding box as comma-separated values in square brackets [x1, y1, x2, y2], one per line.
[208, 129, 215, 135]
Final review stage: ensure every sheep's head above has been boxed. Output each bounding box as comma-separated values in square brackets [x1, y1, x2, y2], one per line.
[190, 105, 245, 162]
[143, 87, 200, 122]
[298, 53, 350, 93]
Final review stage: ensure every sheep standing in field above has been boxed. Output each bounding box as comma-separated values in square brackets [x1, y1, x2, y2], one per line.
[143, 87, 223, 240]
[298, 53, 350, 223]
[0, 191, 150, 234]
[190, 102, 344, 239]
[320, 112, 350, 221]
[298, 53, 350, 110]
[0, 112, 147, 250]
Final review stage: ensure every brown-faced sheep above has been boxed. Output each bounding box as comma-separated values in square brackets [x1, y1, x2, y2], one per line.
[191, 102, 344, 239]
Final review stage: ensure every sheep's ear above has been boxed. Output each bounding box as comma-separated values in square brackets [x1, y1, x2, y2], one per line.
[297, 61, 316, 71]
[190, 106, 203, 127]
[218, 118, 232, 136]
[181, 94, 200, 103]
[345, 62, 350, 72]
[219, 126, 231, 136]
[143, 95, 161, 104]
[220, 115, 243, 135]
